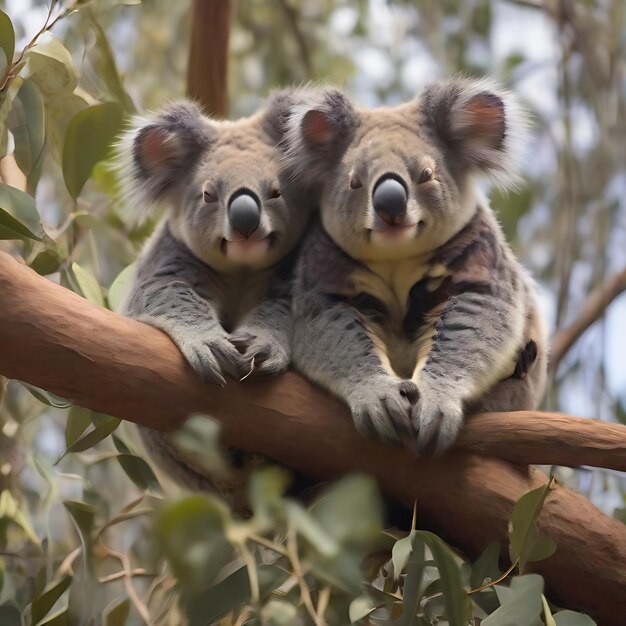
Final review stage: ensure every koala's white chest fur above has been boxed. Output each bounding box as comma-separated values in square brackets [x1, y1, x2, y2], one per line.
[351, 257, 447, 378]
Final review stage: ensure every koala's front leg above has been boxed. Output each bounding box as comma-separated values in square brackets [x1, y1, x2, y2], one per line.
[124, 227, 244, 385]
[229, 295, 292, 378]
[292, 288, 418, 446]
[414, 285, 524, 455]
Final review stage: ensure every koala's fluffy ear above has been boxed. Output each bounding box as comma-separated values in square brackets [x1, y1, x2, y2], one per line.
[117, 101, 214, 218]
[420, 78, 528, 189]
[276, 87, 358, 189]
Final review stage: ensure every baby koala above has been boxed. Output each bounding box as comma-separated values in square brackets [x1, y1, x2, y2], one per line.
[283, 78, 547, 455]
[118, 95, 311, 494]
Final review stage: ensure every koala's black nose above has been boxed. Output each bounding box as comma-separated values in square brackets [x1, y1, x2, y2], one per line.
[228, 191, 261, 238]
[373, 176, 407, 226]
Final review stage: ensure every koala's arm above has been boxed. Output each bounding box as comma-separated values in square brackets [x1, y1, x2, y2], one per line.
[413, 211, 527, 453]
[292, 225, 418, 445]
[229, 259, 295, 377]
[123, 224, 242, 384]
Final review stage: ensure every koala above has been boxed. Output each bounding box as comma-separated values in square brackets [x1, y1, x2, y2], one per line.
[282, 78, 548, 455]
[117, 96, 312, 501]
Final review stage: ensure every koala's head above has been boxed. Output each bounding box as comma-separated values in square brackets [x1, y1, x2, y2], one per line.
[282, 78, 527, 262]
[118, 96, 310, 272]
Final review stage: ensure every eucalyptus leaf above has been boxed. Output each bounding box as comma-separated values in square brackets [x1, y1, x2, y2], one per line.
[470, 542, 502, 589]
[0, 183, 44, 240]
[10, 79, 45, 180]
[510, 482, 556, 573]
[156, 495, 233, 591]
[63, 102, 123, 199]
[65, 406, 92, 447]
[30, 246, 64, 275]
[63, 500, 96, 566]
[392, 530, 415, 579]
[553, 610, 597, 625]
[57, 417, 121, 461]
[116, 453, 163, 497]
[21, 382, 72, 408]
[26, 33, 77, 95]
[416, 531, 468, 626]
[484, 575, 544, 626]
[0, 10, 15, 80]
[107, 262, 136, 311]
[399, 532, 425, 625]
[30, 576, 71, 625]
[183, 564, 289, 626]
[67, 262, 105, 306]
[349, 594, 378, 623]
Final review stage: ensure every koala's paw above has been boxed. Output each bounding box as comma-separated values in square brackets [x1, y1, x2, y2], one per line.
[413, 386, 464, 456]
[177, 326, 245, 385]
[229, 327, 291, 378]
[347, 378, 419, 446]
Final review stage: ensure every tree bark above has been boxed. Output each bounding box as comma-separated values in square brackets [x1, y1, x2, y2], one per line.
[186, 0, 231, 117]
[1, 250, 625, 624]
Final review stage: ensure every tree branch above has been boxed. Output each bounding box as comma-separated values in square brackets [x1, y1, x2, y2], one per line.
[1, 251, 625, 623]
[550, 266, 626, 373]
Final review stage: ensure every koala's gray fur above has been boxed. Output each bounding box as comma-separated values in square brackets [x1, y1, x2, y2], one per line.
[117, 95, 312, 501]
[282, 78, 548, 455]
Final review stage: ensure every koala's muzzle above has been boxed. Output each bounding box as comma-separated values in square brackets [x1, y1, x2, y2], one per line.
[373, 176, 407, 226]
[228, 190, 261, 238]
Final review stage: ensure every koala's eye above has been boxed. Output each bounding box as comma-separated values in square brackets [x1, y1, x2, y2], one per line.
[349, 172, 362, 190]
[418, 167, 434, 184]
[270, 187, 281, 199]
[204, 189, 217, 203]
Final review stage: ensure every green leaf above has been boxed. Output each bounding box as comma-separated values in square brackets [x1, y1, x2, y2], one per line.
[116, 453, 163, 497]
[21, 382, 72, 408]
[107, 262, 136, 311]
[0, 489, 40, 545]
[171, 414, 231, 479]
[553, 610, 597, 625]
[26, 32, 77, 95]
[183, 564, 289, 626]
[470, 542, 502, 589]
[392, 530, 415, 579]
[103, 597, 130, 626]
[310, 474, 383, 547]
[416, 531, 468, 626]
[67, 262, 105, 306]
[37, 607, 68, 626]
[10, 79, 45, 181]
[510, 482, 556, 573]
[63, 102, 123, 199]
[30, 246, 64, 275]
[285, 501, 338, 557]
[542, 594, 556, 626]
[249, 466, 290, 530]
[0, 604, 20, 626]
[65, 406, 92, 447]
[484, 574, 544, 626]
[58, 417, 121, 461]
[89, 17, 135, 113]
[30, 576, 72, 625]
[400, 532, 426, 625]
[0, 10, 15, 81]
[0, 183, 44, 240]
[349, 594, 378, 623]
[63, 500, 96, 568]
[156, 495, 233, 591]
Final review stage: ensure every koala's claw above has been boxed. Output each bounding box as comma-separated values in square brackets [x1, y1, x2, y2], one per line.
[229, 328, 290, 378]
[178, 328, 245, 385]
[414, 389, 464, 456]
[348, 378, 419, 447]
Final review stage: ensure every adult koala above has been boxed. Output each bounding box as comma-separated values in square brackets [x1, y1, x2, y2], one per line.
[282, 78, 547, 455]
[117, 94, 312, 505]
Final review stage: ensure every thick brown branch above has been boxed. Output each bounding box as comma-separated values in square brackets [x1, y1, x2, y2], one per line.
[550, 266, 626, 373]
[1, 251, 625, 623]
[186, 0, 231, 117]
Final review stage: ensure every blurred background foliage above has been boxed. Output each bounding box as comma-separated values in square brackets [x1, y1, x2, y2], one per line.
[0, 0, 624, 623]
